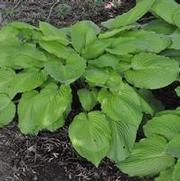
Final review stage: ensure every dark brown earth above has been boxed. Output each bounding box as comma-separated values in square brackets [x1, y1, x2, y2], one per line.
[0, 0, 180, 181]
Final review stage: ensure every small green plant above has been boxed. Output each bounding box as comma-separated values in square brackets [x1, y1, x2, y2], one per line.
[57, 3, 72, 20]
[0, 0, 180, 180]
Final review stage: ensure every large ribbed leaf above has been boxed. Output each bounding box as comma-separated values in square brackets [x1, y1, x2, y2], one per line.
[118, 136, 175, 177]
[143, 19, 176, 34]
[39, 40, 74, 59]
[77, 89, 97, 111]
[124, 53, 179, 89]
[45, 53, 86, 84]
[144, 114, 180, 141]
[101, 0, 155, 29]
[151, 0, 179, 24]
[9, 69, 47, 95]
[39, 22, 69, 45]
[167, 134, 180, 158]
[107, 30, 170, 55]
[173, 160, 180, 181]
[173, 9, 180, 29]
[0, 94, 15, 127]
[170, 30, 180, 50]
[18, 84, 72, 135]
[71, 21, 100, 53]
[155, 168, 174, 181]
[69, 111, 111, 166]
[98, 84, 142, 162]
[88, 54, 120, 69]
[82, 39, 111, 59]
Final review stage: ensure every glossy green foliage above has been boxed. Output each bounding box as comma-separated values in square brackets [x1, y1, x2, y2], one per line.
[0, 0, 180, 179]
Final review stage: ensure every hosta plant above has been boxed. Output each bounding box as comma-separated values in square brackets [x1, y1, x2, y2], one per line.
[0, 0, 180, 179]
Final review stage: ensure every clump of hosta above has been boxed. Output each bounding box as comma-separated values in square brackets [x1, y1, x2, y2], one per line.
[0, 0, 180, 179]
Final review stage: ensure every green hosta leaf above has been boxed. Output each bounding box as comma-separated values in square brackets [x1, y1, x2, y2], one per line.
[84, 68, 122, 90]
[45, 53, 86, 84]
[155, 168, 174, 181]
[108, 119, 140, 162]
[101, 0, 155, 29]
[10, 69, 47, 95]
[82, 39, 111, 59]
[9, 21, 37, 30]
[77, 89, 97, 111]
[69, 111, 111, 166]
[0, 94, 11, 110]
[161, 49, 180, 64]
[98, 84, 142, 162]
[88, 54, 120, 69]
[118, 136, 175, 177]
[143, 19, 176, 34]
[167, 134, 180, 158]
[84, 67, 109, 86]
[71, 21, 100, 53]
[156, 107, 180, 117]
[99, 24, 139, 39]
[0, 68, 15, 96]
[151, 0, 179, 24]
[175, 86, 180, 97]
[173, 9, 180, 29]
[18, 84, 72, 135]
[138, 89, 164, 115]
[39, 22, 69, 45]
[144, 114, 180, 141]
[0, 94, 15, 127]
[124, 53, 179, 89]
[12, 43, 47, 69]
[170, 30, 180, 50]
[107, 30, 170, 55]
[173, 160, 180, 181]
[39, 40, 75, 59]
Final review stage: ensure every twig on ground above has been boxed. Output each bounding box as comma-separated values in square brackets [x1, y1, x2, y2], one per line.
[47, 0, 60, 22]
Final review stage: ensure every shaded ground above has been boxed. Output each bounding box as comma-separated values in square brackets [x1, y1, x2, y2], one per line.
[0, 0, 179, 181]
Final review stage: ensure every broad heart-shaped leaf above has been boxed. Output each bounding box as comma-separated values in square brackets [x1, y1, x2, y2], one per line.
[0, 94, 15, 127]
[69, 111, 111, 166]
[155, 167, 174, 181]
[39, 40, 75, 59]
[118, 136, 175, 177]
[98, 24, 140, 39]
[173, 159, 180, 181]
[101, 0, 155, 29]
[88, 54, 120, 70]
[144, 114, 180, 141]
[71, 21, 100, 53]
[0, 68, 16, 97]
[137, 89, 164, 116]
[166, 134, 180, 158]
[81, 39, 111, 59]
[124, 53, 179, 89]
[151, 0, 179, 25]
[77, 89, 97, 111]
[45, 53, 86, 84]
[84, 68, 122, 91]
[161, 49, 180, 65]
[98, 84, 143, 162]
[39, 22, 69, 46]
[9, 69, 47, 96]
[169, 30, 180, 50]
[142, 19, 176, 35]
[12, 43, 47, 69]
[107, 30, 171, 55]
[18, 84, 72, 135]
[173, 9, 180, 29]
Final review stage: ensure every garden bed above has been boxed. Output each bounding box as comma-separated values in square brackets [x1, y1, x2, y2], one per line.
[0, 1, 180, 181]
